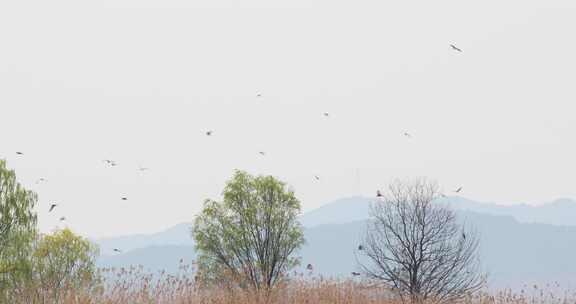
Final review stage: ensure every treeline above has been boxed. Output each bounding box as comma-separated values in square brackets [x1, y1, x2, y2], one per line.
[0, 160, 99, 302]
[1, 161, 485, 304]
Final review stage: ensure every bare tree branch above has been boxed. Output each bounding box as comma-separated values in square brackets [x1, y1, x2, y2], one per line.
[358, 179, 486, 304]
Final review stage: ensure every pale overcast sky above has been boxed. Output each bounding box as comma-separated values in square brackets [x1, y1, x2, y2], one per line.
[1, 0, 575, 238]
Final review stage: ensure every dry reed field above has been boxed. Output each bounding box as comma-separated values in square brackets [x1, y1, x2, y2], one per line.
[6, 264, 576, 304]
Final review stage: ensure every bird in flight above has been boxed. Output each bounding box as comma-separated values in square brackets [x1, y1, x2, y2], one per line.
[351, 272, 361, 276]
[49, 203, 57, 212]
[103, 160, 117, 167]
[206, 130, 213, 136]
[450, 44, 463, 52]
[16, 152, 24, 155]
[36, 178, 47, 184]
[358, 245, 364, 251]
[454, 187, 463, 193]
[314, 175, 320, 181]
[59, 216, 66, 221]
[121, 197, 128, 201]
[256, 93, 262, 98]
[323, 112, 329, 117]
[259, 151, 266, 156]
[403, 132, 412, 138]
[462, 232, 466, 240]
[113, 248, 122, 253]
[376, 190, 383, 197]
[306, 264, 314, 271]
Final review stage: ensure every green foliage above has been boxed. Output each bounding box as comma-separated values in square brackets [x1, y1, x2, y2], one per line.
[0, 159, 38, 252]
[0, 159, 38, 299]
[193, 170, 305, 291]
[0, 161, 100, 302]
[2, 228, 100, 303]
[33, 228, 100, 293]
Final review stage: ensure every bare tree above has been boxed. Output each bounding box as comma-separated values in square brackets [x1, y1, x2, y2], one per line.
[358, 179, 485, 303]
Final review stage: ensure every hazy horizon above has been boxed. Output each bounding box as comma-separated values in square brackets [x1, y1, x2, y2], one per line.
[2, 0, 576, 238]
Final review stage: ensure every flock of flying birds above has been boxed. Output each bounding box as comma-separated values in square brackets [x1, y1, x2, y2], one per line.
[12, 43, 465, 259]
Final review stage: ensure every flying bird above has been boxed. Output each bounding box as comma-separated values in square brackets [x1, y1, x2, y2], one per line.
[103, 160, 117, 167]
[403, 132, 412, 138]
[16, 152, 24, 155]
[206, 130, 213, 136]
[454, 187, 463, 193]
[306, 264, 314, 271]
[450, 44, 463, 52]
[256, 93, 262, 98]
[351, 272, 361, 276]
[314, 175, 320, 181]
[48, 204, 57, 212]
[358, 245, 364, 251]
[258, 151, 266, 156]
[121, 197, 128, 201]
[59, 216, 66, 221]
[323, 112, 329, 117]
[113, 248, 122, 253]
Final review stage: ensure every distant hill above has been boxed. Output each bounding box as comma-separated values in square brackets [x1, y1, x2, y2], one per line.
[299, 196, 576, 227]
[298, 196, 372, 227]
[457, 211, 576, 288]
[299, 212, 576, 286]
[96, 196, 576, 288]
[95, 222, 193, 255]
[444, 197, 576, 227]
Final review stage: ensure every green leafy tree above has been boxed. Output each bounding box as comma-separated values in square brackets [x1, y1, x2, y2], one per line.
[0, 159, 38, 298]
[0, 159, 37, 255]
[193, 170, 305, 291]
[32, 228, 100, 302]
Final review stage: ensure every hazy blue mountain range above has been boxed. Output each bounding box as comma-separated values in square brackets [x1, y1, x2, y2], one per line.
[298, 196, 371, 227]
[95, 222, 193, 255]
[446, 197, 576, 227]
[298, 196, 576, 227]
[96, 197, 576, 288]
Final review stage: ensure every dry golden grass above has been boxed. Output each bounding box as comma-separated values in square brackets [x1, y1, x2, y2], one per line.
[7, 264, 576, 304]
